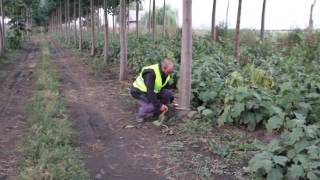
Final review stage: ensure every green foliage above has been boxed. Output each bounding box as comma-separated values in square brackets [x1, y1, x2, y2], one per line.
[19, 35, 89, 179]
[61, 28, 320, 134]
[249, 119, 320, 180]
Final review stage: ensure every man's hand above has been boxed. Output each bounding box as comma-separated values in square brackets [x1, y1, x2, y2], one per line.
[160, 104, 168, 113]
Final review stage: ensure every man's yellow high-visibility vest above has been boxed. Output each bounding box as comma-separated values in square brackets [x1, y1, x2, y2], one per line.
[133, 64, 171, 93]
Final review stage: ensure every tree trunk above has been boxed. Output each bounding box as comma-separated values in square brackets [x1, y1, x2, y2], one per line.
[260, 0, 266, 43]
[79, 0, 83, 50]
[309, 0, 316, 29]
[225, 0, 229, 29]
[1, 0, 5, 50]
[74, 0, 77, 46]
[119, 0, 128, 81]
[178, 0, 192, 113]
[126, 3, 129, 31]
[162, 0, 166, 36]
[152, 0, 156, 37]
[136, 1, 139, 37]
[60, 0, 63, 36]
[103, 0, 109, 64]
[0, 11, 3, 55]
[67, 0, 71, 44]
[112, 14, 115, 36]
[64, 0, 67, 41]
[148, 0, 151, 34]
[90, 0, 96, 56]
[234, 0, 242, 63]
[211, 0, 217, 41]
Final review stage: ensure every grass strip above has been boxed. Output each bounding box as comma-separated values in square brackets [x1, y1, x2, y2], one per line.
[18, 35, 89, 179]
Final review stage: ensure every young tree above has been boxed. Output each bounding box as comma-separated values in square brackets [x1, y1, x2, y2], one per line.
[119, 0, 128, 80]
[79, 0, 83, 50]
[1, 0, 5, 50]
[103, 0, 109, 64]
[260, 0, 266, 43]
[211, 0, 217, 41]
[67, 0, 71, 44]
[112, 14, 115, 36]
[179, 0, 192, 113]
[152, 0, 155, 40]
[309, 0, 316, 29]
[64, 0, 68, 40]
[60, 0, 63, 36]
[90, 0, 96, 56]
[225, 0, 229, 29]
[136, 0, 139, 37]
[0, 9, 3, 55]
[234, 0, 242, 63]
[148, 0, 151, 34]
[162, 0, 165, 36]
[74, 0, 77, 46]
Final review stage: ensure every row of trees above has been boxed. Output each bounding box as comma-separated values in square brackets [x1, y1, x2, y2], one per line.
[1, 0, 315, 110]
[211, 0, 317, 62]
[47, 0, 319, 112]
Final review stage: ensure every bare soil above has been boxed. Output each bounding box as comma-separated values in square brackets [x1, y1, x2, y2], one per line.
[0, 37, 40, 179]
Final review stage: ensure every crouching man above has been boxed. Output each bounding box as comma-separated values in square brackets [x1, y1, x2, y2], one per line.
[130, 59, 175, 122]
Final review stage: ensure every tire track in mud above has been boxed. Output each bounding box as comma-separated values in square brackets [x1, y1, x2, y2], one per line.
[48, 38, 170, 180]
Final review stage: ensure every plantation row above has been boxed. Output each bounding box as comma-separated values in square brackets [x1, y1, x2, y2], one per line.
[53, 29, 320, 179]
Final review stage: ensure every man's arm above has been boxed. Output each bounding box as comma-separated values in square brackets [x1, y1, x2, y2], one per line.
[143, 72, 161, 114]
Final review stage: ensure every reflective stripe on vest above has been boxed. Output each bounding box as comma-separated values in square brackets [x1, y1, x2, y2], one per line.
[133, 64, 171, 93]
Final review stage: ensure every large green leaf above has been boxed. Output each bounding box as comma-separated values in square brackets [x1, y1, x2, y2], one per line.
[266, 115, 284, 132]
[218, 105, 231, 126]
[202, 109, 214, 119]
[267, 167, 283, 180]
[249, 152, 273, 172]
[230, 103, 245, 118]
[199, 91, 218, 103]
[273, 156, 288, 166]
[287, 164, 304, 179]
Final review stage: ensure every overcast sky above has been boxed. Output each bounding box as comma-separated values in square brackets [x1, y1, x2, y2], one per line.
[142, 0, 320, 30]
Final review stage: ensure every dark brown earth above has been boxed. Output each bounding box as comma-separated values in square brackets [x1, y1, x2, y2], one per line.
[0, 37, 40, 180]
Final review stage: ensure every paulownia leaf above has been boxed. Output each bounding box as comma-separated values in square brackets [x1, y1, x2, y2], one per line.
[199, 91, 217, 103]
[267, 167, 283, 180]
[218, 105, 231, 126]
[202, 109, 214, 119]
[231, 103, 245, 118]
[273, 156, 288, 166]
[287, 164, 304, 179]
[266, 115, 284, 132]
[307, 171, 320, 180]
[197, 106, 206, 112]
[289, 128, 305, 145]
[267, 140, 282, 153]
[307, 145, 320, 160]
[249, 152, 273, 173]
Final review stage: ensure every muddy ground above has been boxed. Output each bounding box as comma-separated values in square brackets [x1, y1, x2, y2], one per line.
[0, 37, 40, 179]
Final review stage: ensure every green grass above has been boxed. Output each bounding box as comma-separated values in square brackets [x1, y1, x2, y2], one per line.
[18, 34, 89, 180]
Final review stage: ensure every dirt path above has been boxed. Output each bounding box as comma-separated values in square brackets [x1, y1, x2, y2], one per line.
[0, 37, 40, 179]
[48, 39, 173, 180]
